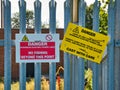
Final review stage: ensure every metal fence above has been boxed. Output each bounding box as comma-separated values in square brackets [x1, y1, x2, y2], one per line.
[1, 0, 120, 90]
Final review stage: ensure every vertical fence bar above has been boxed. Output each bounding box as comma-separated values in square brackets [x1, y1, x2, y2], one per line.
[19, 0, 26, 90]
[64, 0, 71, 90]
[34, 1, 41, 90]
[114, 0, 120, 90]
[92, 1, 100, 90]
[102, 50, 108, 90]
[108, 1, 115, 90]
[71, 55, 75, 90]
[49, 1, 56, 90]
[74, 57, 79, 90]
[78, 0, 86, 90]
[4, 0, 11, 90]
[71, 0, 77, 90]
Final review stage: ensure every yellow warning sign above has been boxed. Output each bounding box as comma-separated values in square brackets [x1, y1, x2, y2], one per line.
[22, 35, 29, 41]
[60, 23, 109, 63]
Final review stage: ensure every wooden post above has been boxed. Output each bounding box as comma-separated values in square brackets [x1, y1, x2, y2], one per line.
[72, 0, 78, 22]
[71, 0, 79, 90]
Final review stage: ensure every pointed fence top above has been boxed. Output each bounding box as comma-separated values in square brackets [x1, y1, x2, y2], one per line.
[20, 0, 24, 6]
[4, 0, 9, 6]
[51, 0, 55, 6]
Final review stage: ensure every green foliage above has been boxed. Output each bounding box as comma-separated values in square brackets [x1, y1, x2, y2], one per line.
[0, 68, 93, 90]
[85, 4, 93, 29]
[26, 10, 34, 28]
[99, 0, 110, 9]
[99, 7, 108, 35]
[11, 10, 59, 29]
[11, 12, 20, 29]
[86, 2, 108, 35]
[85, 68, 93, 90]
[11, 10, 34, 29]
[0, 77, 4, 83]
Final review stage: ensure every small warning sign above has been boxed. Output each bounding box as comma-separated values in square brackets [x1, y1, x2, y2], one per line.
[16, 34, 60, 63]
[60, 23, 109, 63]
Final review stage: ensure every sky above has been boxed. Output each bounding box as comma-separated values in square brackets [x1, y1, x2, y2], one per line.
[0, 0, 1, 27]
[0, 0, 95, 28]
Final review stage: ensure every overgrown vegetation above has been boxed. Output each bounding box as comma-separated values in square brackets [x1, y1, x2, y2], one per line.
[86, 0, 109, 35]
[11, 10, 59, 29]
[0, 68, 92, 90]
[11, 10, 34, 29]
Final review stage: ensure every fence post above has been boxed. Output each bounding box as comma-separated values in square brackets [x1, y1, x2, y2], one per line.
[3, 0, 11, 90]
[49, 0, 56, 90]
[64, 0, 71, 90]
[19, 0, 26, 90]
[34, 1, 41, 90]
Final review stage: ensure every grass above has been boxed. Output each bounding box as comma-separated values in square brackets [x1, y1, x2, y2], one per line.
[0, 68, 92, 90]
[0, 77, 64, 90]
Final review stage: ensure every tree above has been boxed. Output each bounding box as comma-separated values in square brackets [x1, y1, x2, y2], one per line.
[11, 10, 34, 29]
[11, 12, 20, 29]
[99, 7, 108, 35]
[85, 4, 93, 29]
[11, 10, 59, 29]
[26, 10, 34, 28]
[86, 1, 108, 35]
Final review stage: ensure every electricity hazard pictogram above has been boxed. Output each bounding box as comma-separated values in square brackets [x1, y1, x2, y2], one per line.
[72, 26, 79, 33]
[22, 35, 29, 41]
